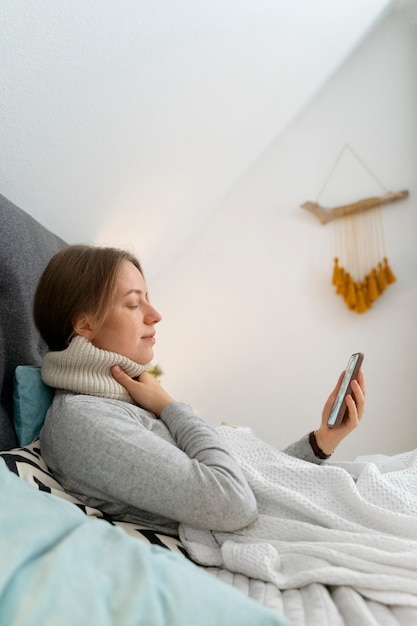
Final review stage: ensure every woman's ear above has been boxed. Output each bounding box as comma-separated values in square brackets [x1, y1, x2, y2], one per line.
[73, 313, 95, 340]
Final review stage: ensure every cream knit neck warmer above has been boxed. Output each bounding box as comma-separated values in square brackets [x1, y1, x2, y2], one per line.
[41, 335, 147, 404]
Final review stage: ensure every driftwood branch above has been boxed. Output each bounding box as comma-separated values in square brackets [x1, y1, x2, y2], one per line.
[301, 190, 409, 224]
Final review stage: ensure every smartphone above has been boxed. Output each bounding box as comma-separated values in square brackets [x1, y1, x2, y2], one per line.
[327, 352, 364, 428]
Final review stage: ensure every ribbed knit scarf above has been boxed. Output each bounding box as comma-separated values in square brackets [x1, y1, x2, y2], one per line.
[41, 335, 147, 404]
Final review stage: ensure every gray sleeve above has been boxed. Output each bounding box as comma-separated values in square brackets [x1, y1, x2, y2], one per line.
[283, 433, 329, 465]
[158, 402, 258, 529]
[43, 397, 257, 532]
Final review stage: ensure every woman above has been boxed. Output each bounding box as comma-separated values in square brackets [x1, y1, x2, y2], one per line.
[34, 245, 365, 535]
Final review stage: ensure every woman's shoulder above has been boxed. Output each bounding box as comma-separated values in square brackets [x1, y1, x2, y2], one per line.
[42, 390, 174, 448]
[52, 389, 130, 407]
[49, 390, 155, 423]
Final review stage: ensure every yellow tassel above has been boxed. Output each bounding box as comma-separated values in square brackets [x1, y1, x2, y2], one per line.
[383, 257, 396, 284]
[355, 283, 368, 313]
[342, 272, 351, 299]
[332, 258, 341, 286]
[367, 269, 380, 302]
[346, 276, 357, 309]
[363, 278, 372, 309]
[377, 262, 387, 292]
[336, 266, 346, 294]
[341, 272, 350, 300]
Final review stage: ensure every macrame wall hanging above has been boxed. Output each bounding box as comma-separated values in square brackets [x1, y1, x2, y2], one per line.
[301, 145, 409, 313]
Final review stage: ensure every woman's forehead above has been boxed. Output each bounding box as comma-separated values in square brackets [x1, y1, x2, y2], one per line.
[116, 261, 146, 295]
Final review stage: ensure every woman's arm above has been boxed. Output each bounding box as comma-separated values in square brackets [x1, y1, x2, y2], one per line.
[284, 370, 366, 462]
[42, 393, 257, 533]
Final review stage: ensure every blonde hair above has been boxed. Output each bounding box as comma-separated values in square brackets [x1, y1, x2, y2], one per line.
[34, 245, 143, 350]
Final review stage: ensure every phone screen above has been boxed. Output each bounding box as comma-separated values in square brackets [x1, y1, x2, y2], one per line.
[327, 353, 362, 427]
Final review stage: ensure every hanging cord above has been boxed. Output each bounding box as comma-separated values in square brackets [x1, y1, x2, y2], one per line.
[376, 202, 388, 258]
[315, 144, 389, 203]
[350, 213, 359, 283]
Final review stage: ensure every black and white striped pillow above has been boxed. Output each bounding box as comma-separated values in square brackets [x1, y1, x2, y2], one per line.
[0, 439, 186, 556]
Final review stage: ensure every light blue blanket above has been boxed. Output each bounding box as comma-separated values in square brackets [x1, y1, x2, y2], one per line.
[0, 461, 289, 626]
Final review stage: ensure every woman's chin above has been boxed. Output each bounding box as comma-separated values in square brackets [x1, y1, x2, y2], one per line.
[132, 350, 153, 365]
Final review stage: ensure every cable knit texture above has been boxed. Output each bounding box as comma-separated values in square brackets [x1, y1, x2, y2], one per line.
[41, 336, 147, 404]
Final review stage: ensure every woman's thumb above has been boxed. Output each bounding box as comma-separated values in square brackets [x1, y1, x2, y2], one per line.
[111, 365, 129, 383]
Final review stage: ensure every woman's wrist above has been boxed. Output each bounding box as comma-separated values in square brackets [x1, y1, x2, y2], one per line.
[309, 430, 334, 459]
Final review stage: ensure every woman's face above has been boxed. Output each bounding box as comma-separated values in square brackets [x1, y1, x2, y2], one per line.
[87, 261, 162, 364]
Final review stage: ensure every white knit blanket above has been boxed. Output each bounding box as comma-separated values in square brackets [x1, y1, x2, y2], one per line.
[179, 426, 417, 607]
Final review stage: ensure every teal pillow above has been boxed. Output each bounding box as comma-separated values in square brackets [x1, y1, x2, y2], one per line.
[13, 366, 54, 446]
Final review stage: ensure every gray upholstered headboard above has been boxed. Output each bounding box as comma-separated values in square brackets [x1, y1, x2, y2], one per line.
[0, 194, 66, 450]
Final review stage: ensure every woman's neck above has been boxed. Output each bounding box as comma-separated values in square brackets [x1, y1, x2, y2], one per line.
[41, 335, 147, 403]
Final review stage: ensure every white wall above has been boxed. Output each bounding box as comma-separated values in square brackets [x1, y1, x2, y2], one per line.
[1, 1, 415, 460]
[151, 3, 417, 460]
[1, 0, 390, 275]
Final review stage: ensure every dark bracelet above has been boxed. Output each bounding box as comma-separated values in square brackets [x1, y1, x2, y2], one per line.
[309, 430, 332, 460]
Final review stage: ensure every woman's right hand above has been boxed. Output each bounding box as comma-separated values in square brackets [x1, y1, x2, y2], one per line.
[315, 369, 366, 455]
[111, 366, 175, 417]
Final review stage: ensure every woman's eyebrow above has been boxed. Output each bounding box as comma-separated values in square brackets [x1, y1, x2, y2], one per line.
[123, 289, 141, 296]
[123, 289, 149, 300]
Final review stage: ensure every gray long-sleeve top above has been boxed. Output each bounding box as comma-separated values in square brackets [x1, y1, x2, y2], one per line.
[40, 391, 323, 535]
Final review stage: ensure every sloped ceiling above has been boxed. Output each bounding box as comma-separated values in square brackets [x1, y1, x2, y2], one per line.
[0, 0, 394, 278]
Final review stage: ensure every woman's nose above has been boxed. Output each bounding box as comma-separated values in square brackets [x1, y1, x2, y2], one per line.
[146, 304, 162, 324]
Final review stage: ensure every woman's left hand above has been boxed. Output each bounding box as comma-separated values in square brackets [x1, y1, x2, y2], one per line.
[314, 370, 366, 456]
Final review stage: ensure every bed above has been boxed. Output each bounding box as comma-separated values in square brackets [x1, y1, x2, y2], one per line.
[1, 192, 416, 626]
